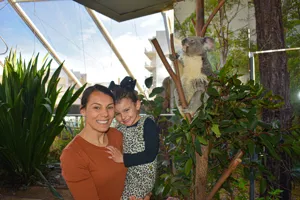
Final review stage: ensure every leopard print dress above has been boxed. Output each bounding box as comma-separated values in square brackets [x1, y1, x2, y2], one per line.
[118, 116, 157, 200]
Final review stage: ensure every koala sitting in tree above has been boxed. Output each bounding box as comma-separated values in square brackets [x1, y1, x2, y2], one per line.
[174, 36, 215, 117]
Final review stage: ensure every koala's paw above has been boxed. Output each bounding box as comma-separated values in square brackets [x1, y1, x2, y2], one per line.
[177, 105, 183, 112]
[168, 53, 180, 61]
[199, 77, 208, 84]
[177, 105, 187, 116]
[178, 105, 192, 114]
[182, 108, 192, 114]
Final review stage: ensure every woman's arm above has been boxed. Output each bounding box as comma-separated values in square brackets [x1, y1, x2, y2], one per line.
[60, 148, 99, 200]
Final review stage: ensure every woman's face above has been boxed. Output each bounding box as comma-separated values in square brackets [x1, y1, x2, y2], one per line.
[80, 91, 115, 134]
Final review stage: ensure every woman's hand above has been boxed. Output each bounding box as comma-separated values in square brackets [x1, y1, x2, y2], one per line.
[106, 146, 124, 163]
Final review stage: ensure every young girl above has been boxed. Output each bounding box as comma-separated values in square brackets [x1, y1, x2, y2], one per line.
[106, 76, 160, 200]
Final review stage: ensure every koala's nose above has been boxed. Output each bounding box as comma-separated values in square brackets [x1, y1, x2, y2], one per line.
[182, 38, 188, 45]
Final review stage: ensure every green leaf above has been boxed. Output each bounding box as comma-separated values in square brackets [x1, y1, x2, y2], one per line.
[184, 158, 193, 176]
[42, 103, 52, 114]
[149, 87, 164, 97]
[211, 124, 221, 137]
[35, 168, 63, 199]
[185, 131, 192, 142]
[194, 137, 202, 156]
[207, 87, 219, 96]
[197, 136, 208, 145]
[160, 173, 170, 180]
[162, 184, 171, 196]
[145, 76, 153, 89]
[233, 77, 241, 85]
[154, 96, 165, 104]
[176, 137, 182, 144]
[233, 108, 244, 118]
[260, 178, 267, 195]
[257, 120, 272, 129]
[292, 146, 300, 155]
[282, 146, 292, 157]
[259, 135, 280, 160]
[210, 148, 222, 155]
[155, 184, 164, 195]
[248, 118, 258, 131]
[247, 141, 255, 156]
[228, 93, 238, 101]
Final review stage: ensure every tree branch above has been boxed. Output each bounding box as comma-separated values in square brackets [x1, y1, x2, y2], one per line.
[170, 34, 181, 77]
[200, 0, 226, 37]
[206, 150, 244, 200]
[196, 0, 205, 36]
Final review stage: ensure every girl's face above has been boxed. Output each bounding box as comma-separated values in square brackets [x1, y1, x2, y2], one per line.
[80, 91, 115, 134]
[114, 98, 141, 127]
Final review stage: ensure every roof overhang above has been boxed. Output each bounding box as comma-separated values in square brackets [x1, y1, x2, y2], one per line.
[74, 0, 182, 22]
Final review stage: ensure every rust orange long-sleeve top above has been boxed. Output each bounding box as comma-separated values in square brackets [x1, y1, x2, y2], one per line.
[60, 128, 127, 200]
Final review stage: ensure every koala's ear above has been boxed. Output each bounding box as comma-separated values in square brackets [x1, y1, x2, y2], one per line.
[203, 37, 215, 51]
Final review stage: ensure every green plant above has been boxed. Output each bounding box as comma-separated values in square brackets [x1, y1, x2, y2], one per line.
[257, 188, 283, 200]
[139, 76, 179, 199]
[139, 76, 165, 119]
[153, 65, 300, 199]
[48, 117, 84, 163]
[48, 129, 73, 163]
[0, 51, 85, 191]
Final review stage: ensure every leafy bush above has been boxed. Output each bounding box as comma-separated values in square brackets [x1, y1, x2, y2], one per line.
[48, 129, 73, 163]
[153, 65, 300, 199]
[48, 118, 84, 163]
[0, 51, 85, 185]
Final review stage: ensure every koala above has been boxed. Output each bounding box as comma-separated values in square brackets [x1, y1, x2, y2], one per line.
[174, 36, 215, 117]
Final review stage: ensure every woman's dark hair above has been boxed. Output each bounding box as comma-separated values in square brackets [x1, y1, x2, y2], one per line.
[80, 84, 115, 109]
[108, 76, 138, 103]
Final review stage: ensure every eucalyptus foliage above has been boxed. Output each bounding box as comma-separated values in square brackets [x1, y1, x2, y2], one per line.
[139, 76, 165, 119]
[0, 51, 85, 185]
[154, 65, 300, 199]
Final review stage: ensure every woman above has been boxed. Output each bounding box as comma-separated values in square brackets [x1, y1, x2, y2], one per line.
[60, 84, 150, 200]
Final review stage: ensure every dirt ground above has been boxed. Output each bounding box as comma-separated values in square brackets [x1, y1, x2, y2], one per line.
[0, 163, 73, 200]
[0, 186, 73, 200]
[1, 164, 300, 200]
[1, 186, 300, 200]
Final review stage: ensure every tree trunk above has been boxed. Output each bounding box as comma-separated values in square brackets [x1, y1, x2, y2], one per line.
[195, 0, 208, 199]
[253, 0, 292, 199]
[194, 146, 208, 200]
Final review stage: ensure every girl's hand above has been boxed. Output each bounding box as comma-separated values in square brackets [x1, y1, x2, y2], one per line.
[129, 192, 152, 200]
[106, 146, 124, 163]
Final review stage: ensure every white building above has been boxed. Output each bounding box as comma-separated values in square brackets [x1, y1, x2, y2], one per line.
[145, 30, 171, 88]
[50, 68, 86, 113]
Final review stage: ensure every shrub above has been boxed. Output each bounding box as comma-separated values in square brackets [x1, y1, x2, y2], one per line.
[0, 51, 85, 187]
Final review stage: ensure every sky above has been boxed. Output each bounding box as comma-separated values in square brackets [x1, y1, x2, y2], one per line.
[0, 0, 170, 89]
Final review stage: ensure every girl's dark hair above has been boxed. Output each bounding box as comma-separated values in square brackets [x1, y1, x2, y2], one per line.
[81, 84, 115, 109]
[113, 87, 138, 103]
[108, 76, 138, 103]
